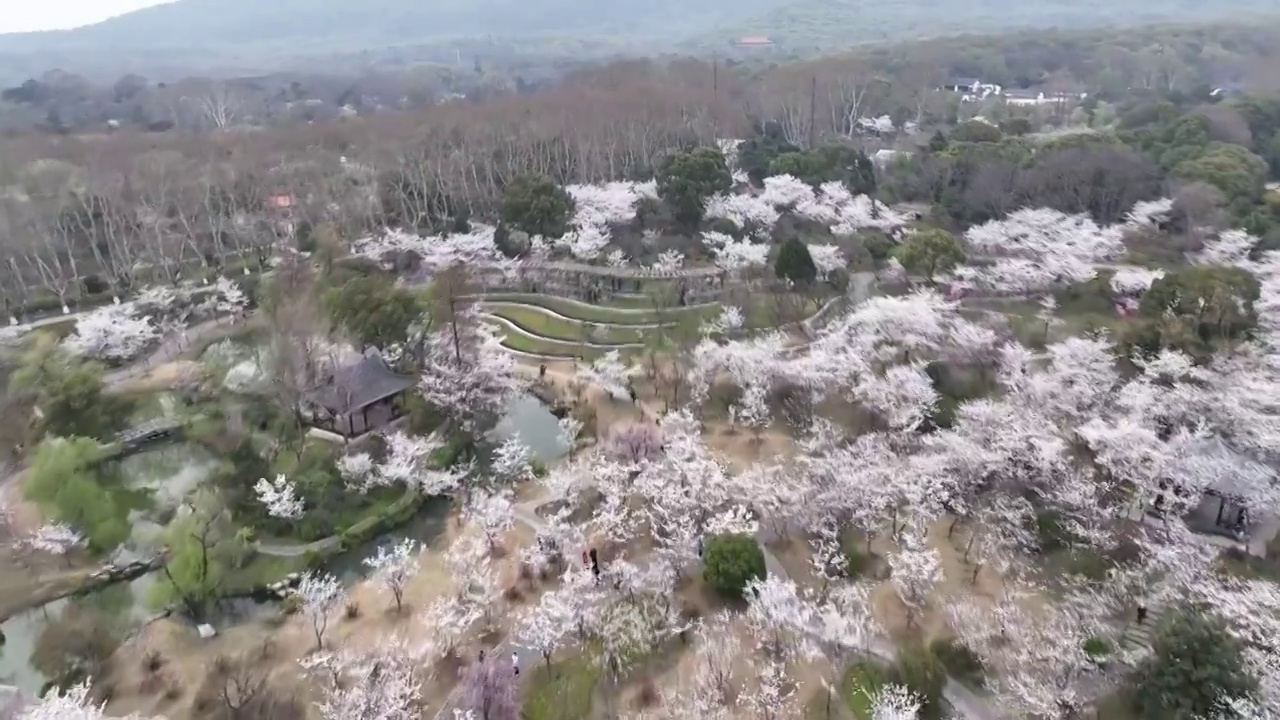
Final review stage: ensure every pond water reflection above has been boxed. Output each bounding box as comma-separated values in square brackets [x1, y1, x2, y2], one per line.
[0, 391, 569, 694]
[492, 393, 569, 462]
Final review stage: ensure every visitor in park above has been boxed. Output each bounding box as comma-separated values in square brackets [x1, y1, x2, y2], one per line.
[511, 651, 520, 677]
[1136, 602, 1148, 625]
[539, 363, 547, 380]
[479, 650, 486, 663]
[582, 549, 590, 569]
[589, 548, 601, 581]
[628, 384, 638, 404]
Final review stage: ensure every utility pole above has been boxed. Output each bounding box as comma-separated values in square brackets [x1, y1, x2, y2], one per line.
[808, 74, 817, 150]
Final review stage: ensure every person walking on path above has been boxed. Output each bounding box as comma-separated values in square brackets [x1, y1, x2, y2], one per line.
[511, 651, 520, 677]
[1136, 602, 1148, 626]
[589, 548, 600, 582]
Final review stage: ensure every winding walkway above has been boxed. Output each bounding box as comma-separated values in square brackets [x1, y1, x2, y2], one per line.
[481, 301, 671, 330]
[480, 314, 646, 351]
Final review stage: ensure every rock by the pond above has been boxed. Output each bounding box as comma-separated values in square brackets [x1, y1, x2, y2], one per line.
[197, 624, 217, 639]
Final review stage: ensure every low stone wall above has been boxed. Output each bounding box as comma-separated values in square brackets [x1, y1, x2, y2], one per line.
[0, 553, 167, 624]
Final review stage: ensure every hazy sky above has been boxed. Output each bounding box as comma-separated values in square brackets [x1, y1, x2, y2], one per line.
[0, 0, 170, 33]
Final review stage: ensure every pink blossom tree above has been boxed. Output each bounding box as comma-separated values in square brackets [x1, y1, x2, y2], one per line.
[459, 655, 519, 720]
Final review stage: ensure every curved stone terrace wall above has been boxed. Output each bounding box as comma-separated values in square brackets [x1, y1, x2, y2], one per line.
[469, 259, 732, 304]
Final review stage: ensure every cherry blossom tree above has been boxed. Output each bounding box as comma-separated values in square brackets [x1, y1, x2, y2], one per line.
[556, 415, 583, 458]
[602, 422, 664, 465]
[744, 575, 819, 660]
[490, 435, 533, 483]
[315, 649, 422, 720]
[887, 539, 943, 628]
[62, 301, 160, 362]
[254, 474, 305, 519]
[418, 594, 482, 663]
[742, 658, 800, 720]
[580, 350, 636, 400]
[702, 305, 745, 336]
[347, 432, 468, 497]
[296, 571, 346, 650]
[22, 523, 84, 563]
[466, 488, 515, 551]
[16, 680, 159, 719]
[807, 245, 847, 276]
[338, 452, 375, 484]
[363, 539, 421, 614]
[418, 313, 526, 434]
[867, 684, 922, 720]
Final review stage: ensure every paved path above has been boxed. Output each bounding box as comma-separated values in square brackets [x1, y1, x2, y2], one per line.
[104, 316, 245, 385]
[429, 498, 554, 720]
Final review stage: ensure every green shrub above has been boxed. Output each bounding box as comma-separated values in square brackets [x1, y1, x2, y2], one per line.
[930, 638, 985, 687]
[523, 655, 600, 720]
[841, 540, 869, 579]
[890, 644, 947, 720]
[702, 533, 766, 598]
[842, 661, 886, 719]
[1133, 608, 1257, 719]
[1033, 509, 1078, 553]
[1083, 635, 1113, 658]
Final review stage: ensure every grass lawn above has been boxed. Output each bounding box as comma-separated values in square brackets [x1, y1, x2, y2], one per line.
[962, 297, 1127, 347]
[484, 303, 652, 345]
[842, 661, 886, 720]
[35, 319, 78, 340]
[224, 552, 306, 594]
[484, 320, 610, 361]
[480, 292, 716, 325]
[805, 688, 855, 720]
[522, 655, 600, 720]
[598, 293, 671, 310]
[742, 294, 826, 330]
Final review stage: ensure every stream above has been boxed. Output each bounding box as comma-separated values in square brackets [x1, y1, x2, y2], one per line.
[0, 388, 567, 694]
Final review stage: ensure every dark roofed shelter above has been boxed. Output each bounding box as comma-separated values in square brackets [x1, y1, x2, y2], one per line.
[308, 349, 415, 438]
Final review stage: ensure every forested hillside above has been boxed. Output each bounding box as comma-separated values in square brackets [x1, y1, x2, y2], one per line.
[0, 0, 1279, 83]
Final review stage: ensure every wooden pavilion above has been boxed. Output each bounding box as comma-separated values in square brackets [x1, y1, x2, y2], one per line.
[306, 350, 415, 439]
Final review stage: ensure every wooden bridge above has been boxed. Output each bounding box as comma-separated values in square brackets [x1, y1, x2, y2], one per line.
[115, 418, 185, 448]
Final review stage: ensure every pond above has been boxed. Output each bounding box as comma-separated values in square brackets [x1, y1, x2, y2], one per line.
[115, 443, 220, 516]
[0, 573, 161, 694]
[324, 497, 452, 583]
[0, 391, 568, 694]
[493, 393, 570, 462]
[200, 337, 270, 393]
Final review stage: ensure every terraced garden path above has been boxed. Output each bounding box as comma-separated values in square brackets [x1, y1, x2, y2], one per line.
[478, 273, 876, 361]
[476, 292, 825, 360]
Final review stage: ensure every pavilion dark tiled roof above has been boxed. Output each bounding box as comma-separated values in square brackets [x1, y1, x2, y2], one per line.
[311, 349, 415, 413]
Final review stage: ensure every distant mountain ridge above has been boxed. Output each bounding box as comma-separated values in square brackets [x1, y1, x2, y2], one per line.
[1, 0, 1279, 83]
